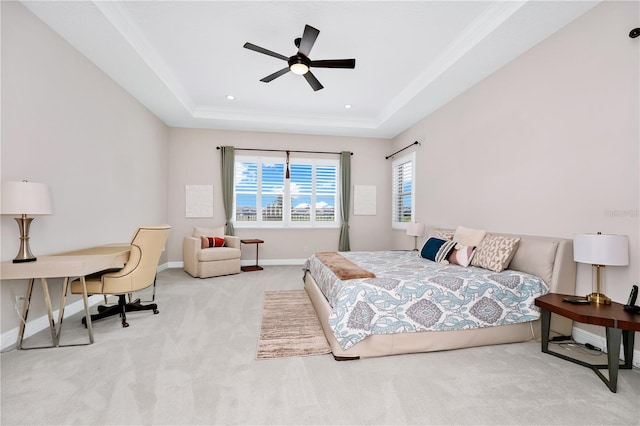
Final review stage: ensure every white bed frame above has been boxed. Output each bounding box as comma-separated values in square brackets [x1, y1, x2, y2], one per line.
[304, 230, 576, 360]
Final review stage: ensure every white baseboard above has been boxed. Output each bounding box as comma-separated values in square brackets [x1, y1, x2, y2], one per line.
[571, 326, 640, 369]
[0, 262, 170, 351]
[168, 259, 307, 269]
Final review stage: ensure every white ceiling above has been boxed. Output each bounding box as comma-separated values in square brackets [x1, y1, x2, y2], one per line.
[22, 1, 599, 139]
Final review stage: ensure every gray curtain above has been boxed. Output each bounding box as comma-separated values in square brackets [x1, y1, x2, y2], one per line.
[338, 151, 351, 251]
[220, 146, 235, 236]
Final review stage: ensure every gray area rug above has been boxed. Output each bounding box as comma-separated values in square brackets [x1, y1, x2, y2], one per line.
[257, 290, 331, 359]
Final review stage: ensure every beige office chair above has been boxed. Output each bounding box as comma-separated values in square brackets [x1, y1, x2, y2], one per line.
[70, 225, 171, 328]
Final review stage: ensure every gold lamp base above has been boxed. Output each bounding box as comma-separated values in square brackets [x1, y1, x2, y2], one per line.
[587, 292, 611, 305]
[586, 264, 610, 304]
[12, 216, 37, 263]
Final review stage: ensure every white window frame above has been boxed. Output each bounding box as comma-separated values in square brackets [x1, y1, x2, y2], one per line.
[391, 152, 416, 230]
[233, 155, 340, 229]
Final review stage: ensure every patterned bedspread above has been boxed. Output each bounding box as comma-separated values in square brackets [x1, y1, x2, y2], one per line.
[304, 251, 549, 350]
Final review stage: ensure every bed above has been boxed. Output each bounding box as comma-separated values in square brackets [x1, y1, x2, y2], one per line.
[303, 228, 576, 360]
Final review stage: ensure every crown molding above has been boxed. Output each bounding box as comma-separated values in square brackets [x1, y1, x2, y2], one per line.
[378, 1, 527, 125]
[93, 0, 196, 114]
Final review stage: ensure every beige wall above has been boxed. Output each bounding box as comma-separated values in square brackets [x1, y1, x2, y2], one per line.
[1, 2, 170, 336]
[167, 128, 392, 263]
[391, 1, 639, 308]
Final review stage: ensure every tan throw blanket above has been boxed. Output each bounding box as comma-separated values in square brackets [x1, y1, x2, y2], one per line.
[315, 252, 376, 280]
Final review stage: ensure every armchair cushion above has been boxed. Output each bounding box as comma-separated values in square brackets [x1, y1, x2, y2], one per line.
[198, 246, 240, 262]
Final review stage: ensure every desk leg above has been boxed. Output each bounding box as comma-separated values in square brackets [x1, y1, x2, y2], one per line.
[79, 276, 94, 344]
[17, 278, 35, 350]
[56, 277, 70, 341]
[40, 278, 59, 347]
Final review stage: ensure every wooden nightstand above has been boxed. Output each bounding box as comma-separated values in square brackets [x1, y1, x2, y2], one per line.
[240, 239, 264, 272]
[535, 293, 640, 392]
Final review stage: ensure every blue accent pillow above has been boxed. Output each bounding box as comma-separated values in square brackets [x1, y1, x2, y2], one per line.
[421, 237, 456, 263]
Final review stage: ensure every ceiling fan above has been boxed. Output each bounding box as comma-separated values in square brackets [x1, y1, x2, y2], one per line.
[243, 25, 356, 91]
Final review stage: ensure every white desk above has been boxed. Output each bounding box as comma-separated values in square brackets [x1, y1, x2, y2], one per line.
[0, 244, 130, 349]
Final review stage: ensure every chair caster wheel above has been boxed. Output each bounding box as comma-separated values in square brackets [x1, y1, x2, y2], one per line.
[153, 309, 159, 314]
[122, 322, 129, 328]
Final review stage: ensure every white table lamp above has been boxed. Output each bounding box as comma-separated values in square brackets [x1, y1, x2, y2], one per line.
[406, 222, 425, 251]
[1, 181, 53, 263]
[573, 232, 629, 304]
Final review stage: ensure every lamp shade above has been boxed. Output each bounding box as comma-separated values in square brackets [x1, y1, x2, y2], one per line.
[406, 222, 425, 237]
[573, 233, 629, 266]
[1, 181, 53, 215]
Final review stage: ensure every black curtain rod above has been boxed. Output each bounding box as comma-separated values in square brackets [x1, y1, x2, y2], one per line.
[385, 141, 419, 160]
[216, 147, 352, 155]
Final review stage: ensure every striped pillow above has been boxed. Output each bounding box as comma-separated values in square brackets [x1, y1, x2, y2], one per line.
[421, 238, 456, 264]
[201, 236, 225, 249]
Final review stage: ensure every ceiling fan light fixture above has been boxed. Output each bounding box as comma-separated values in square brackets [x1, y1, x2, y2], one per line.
[245, 25, 355, 90]
[288, 55, 310, 75]
[290, 63, 309, 75]
[289, 62, 309, 75]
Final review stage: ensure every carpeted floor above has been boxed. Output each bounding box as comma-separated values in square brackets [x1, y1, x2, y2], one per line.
[257, 290, 330, 359]
[1, 266, 639, 425]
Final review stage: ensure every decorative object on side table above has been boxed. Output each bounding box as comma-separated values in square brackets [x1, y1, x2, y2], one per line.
[573, 232, 629, 304]
[623, 285, 640, 313]
[406, 222, 425, 251]
[241, 239, 264, 271]
[1, 180, 53, 263]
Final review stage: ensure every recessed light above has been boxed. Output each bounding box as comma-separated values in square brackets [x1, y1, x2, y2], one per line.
[226, 95, 235, 100]
[344, 104, 352, 109]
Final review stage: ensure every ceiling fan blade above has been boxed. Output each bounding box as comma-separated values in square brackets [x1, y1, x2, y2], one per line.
[260, 67, 290, 83]
[310, 59, 356, 69]
[243, 42, 288, 61]
[297, 25, 319, 57]
[303, 71, 324, 91]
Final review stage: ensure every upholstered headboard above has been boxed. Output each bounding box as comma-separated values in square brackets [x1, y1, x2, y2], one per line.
[428, 228, 576, 337]
[427, 228, 576, 294]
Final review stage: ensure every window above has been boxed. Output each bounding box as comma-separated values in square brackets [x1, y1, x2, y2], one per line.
[391, 152, 415, 228]
[234, 155, 339, 228]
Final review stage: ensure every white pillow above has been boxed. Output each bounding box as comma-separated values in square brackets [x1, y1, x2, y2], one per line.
[453, 226, 486, 247]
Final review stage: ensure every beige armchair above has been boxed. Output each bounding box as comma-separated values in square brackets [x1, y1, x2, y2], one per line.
[70, 225, 171, 328]
[183, 226, 241, 278]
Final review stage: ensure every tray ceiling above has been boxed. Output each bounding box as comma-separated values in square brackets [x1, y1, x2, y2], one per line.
[22, 1, 600, 138]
